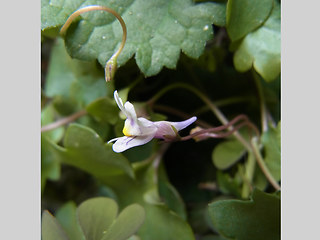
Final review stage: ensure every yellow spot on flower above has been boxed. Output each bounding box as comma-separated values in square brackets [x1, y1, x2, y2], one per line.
[122, 126, 132, 136]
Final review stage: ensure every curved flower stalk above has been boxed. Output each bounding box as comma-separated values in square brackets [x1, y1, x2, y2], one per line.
[108, 91, 197, 153]
[60, 5, 127, 82]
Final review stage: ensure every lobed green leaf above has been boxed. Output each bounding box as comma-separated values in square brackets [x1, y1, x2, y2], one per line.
[226, 0, 273, 41]
[208, 189, 280, 240]
[233, 0, 280, 81]
[42, 0, 225, 77]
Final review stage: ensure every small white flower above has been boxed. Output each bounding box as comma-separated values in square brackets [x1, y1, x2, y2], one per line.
[108, 91, 197, 153]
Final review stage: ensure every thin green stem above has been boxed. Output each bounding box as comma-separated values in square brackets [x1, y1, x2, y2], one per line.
[147, 83, 252, 151]
[60, 5, 127, 82]
[253, 71, 268, 132]
[180, 114, 260, 142]
[241, 152, 256, 199]
[193, 96, 254, 116]
[251, 137, 281, 191]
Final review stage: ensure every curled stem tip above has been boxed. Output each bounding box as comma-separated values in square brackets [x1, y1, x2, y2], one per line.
[60, 5, 127, 82]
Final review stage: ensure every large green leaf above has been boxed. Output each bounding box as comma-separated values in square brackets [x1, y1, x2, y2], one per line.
[261, 122, 281, 181]
[101, 204, 145, 240]
[42, 0, 225, 76]
[208, 189, 280, 240]
[212, 139, 246, 170]
[233, 0, 280, 81]
[56, 202, 86, 240]
[42, 211, 69, 240]
[226, 0, 273, 41]
[77, 197, 118, 240]
[46, 123, 134, 178]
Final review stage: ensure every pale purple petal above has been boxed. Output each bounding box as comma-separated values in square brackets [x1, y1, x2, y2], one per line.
[111, 133, 156, 153]
[114, 91, 126, 115]
[124, 101, 137, 120]
[137, 117, 158, 135]
[153, 122, 176, 139]
[108, 137, 122, 143]
[162, 116, 197, 131]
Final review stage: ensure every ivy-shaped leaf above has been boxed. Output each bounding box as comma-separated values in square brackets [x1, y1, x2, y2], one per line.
[226, 0, 273, 41]
[208, 189, 280, 240]
[41, 0, 225, 76]
[233, 0, 280, 82]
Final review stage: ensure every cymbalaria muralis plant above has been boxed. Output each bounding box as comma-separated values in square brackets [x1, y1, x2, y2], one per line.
[41, 1, 281, 240]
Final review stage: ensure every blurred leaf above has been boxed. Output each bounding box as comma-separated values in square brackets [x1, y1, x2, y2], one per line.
[52, 96, 78, 116]
[201, 235, 228, 240]
[208, 189, 280, 240]
[41, 137, 61, 192]
[261, 121, 281, 181]
[212, 140, 246, 170]
[252, 166, 268, 191]
[226, 0, 273, 41]
[233, 1, 280, 81]
[77, 197, 118, 240]
[86, 97, 119, 124]
[188, 204, 212, 235]
[158, 180, 187, 220]
[127, 236, 141, 240]
[101, 204, 145, 240]
[56, 202, 85, 240]
[41, 103, 64, 142]
[42, 211, 69, 240]
[216, 171, 241, 198]
[46, 123, 134, 179]
[41, 103, 64, 191]
[103, 161, 195, 240]
[76, 114, 112, 140]
[42, 0, 224, 76]
[122, 140, 155, 163]
[45, 38, 109, 108]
